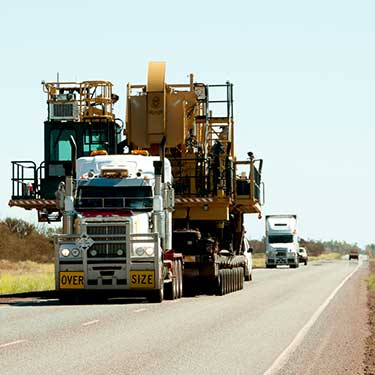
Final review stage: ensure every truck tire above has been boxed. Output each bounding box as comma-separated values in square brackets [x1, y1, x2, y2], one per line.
[230, 269, 234, 293]
[224, 268, 230, 294]
[235, 268, 240, 290]
[149, 287, 164, 303]
[217, 269, 225, 296]
[244, 266, 250, 281]
[177, 260, 183, 298]
[59, 293, 79, 305]
[239, 267, 244, 289]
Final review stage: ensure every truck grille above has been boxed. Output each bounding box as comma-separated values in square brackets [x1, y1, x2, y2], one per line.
[87, 225, 126, 240]
[87, 224, 126, 258]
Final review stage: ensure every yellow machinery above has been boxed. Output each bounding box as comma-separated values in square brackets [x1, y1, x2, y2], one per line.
[126, 62, 263, 293]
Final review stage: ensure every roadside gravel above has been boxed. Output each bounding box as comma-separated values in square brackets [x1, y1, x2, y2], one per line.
[364, 259, 375, 375]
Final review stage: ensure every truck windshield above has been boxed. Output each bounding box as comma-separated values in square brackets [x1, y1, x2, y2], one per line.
[75, 186, 153, 210]
[268, 235, 293, 243]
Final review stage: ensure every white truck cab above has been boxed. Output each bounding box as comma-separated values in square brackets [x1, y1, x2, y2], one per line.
[265, 215, 299, 268]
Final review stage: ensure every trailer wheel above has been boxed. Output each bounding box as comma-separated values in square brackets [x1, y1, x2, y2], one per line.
[228, 269, 232, 293]
[236, 268, 241, 291]
[223, 269, 228, 295]
[234, 268, 238, 291]
[237, 268, 242, 290]
[239, 267, 244, 290]
[216, 269, 224, 296]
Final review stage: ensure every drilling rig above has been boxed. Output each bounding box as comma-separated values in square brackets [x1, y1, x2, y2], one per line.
[126, 62, 263, 294]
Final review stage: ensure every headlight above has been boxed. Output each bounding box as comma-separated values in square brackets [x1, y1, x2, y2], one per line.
[144, 247, 154, 256]
[89, 249, 98, 257]
[61, 248, 70, 257]
[133, 245, 155, 257]
[135, 247, 146, 256]
[71, 248, 81, 257]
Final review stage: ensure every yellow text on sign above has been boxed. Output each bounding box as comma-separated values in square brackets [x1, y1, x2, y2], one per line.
[59, 272, 84, 289]
[130, 271, 155, 289]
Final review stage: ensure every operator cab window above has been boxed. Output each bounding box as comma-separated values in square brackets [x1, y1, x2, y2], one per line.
[83, 128, 108, 155]
[50, 129, 75, 161]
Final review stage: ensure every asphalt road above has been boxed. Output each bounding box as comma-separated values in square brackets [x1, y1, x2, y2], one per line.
[0, 258, 367, 375]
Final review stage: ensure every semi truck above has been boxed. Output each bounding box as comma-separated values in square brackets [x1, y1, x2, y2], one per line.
[9, 62, 264, 301]
[265, 214, 299, 268]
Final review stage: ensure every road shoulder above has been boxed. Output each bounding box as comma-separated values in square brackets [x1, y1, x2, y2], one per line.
[278, 263, 369, 375]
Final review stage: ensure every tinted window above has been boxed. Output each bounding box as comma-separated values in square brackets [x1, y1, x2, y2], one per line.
[76, 186, 153, 210]
[268, 235, 293, 243]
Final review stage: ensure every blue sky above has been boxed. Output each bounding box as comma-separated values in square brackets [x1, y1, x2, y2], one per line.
[0, 0, 374, 247]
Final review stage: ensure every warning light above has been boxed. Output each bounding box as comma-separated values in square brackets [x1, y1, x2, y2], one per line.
[90, 150, 108, 156]
[131, 150, 149, 156]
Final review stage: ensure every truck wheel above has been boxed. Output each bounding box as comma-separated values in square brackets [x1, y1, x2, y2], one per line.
[235, 268, 240, 291]
[216, 270, 224, 296]
[149, 287, 164, 303]
[224, 269, 229, 294]
[233, 267, 240, 292]
[244, 266, 250, 281]
[231, 269, 235, 293]
[230, 269, 234, 293]
[59, 293, 79, 305]
[217, 269, 224, 296]
[177, 260, 183, 298]
[238, 267, 243, 289]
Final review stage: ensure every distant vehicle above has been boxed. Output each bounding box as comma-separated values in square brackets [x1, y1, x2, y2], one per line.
[242, 239, 253, 281]
[349, 249, 359, 260]
[298, 247, 308, 265]
[265, 215, 299, 268]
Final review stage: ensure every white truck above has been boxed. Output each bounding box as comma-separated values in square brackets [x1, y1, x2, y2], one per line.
[54, 150, 184, 303]
[265, 214, 299, 268]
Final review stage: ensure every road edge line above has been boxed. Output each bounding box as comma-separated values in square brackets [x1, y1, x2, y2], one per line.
[0, 339, 27, 349]
[264, 262, 361, 375]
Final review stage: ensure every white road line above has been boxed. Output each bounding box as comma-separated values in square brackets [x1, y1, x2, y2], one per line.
[264, 262, 361, 375]
[82, 320, 100, 326]
[134, 308, 147, 313]
[0, 340, 27, 349]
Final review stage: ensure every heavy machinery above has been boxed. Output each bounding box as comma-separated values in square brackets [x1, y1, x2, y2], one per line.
[10, 80, 123, 222]
[126, 62, 263, 294]
[9, 62, 264, 300]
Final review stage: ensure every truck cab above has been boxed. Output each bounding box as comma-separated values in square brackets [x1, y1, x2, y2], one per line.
[54, 153, 183, 303]
[265, 215, 299, 268]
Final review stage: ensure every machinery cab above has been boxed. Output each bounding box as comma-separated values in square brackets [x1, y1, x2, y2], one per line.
[10, 80, 123, 222]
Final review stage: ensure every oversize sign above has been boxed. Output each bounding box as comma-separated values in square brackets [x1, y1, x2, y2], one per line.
[129, 271, 155, 289]
[59, 272, 84, 289]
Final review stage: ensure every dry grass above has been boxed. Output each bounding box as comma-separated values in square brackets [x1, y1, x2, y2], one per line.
[308, 252, 342, 262]
[252, 251, 342, 269]
[0, 219, 55, 294]
[252, 253, 266, 268]
[0, 261, 54, 294]
[0, 222, 54, 263]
